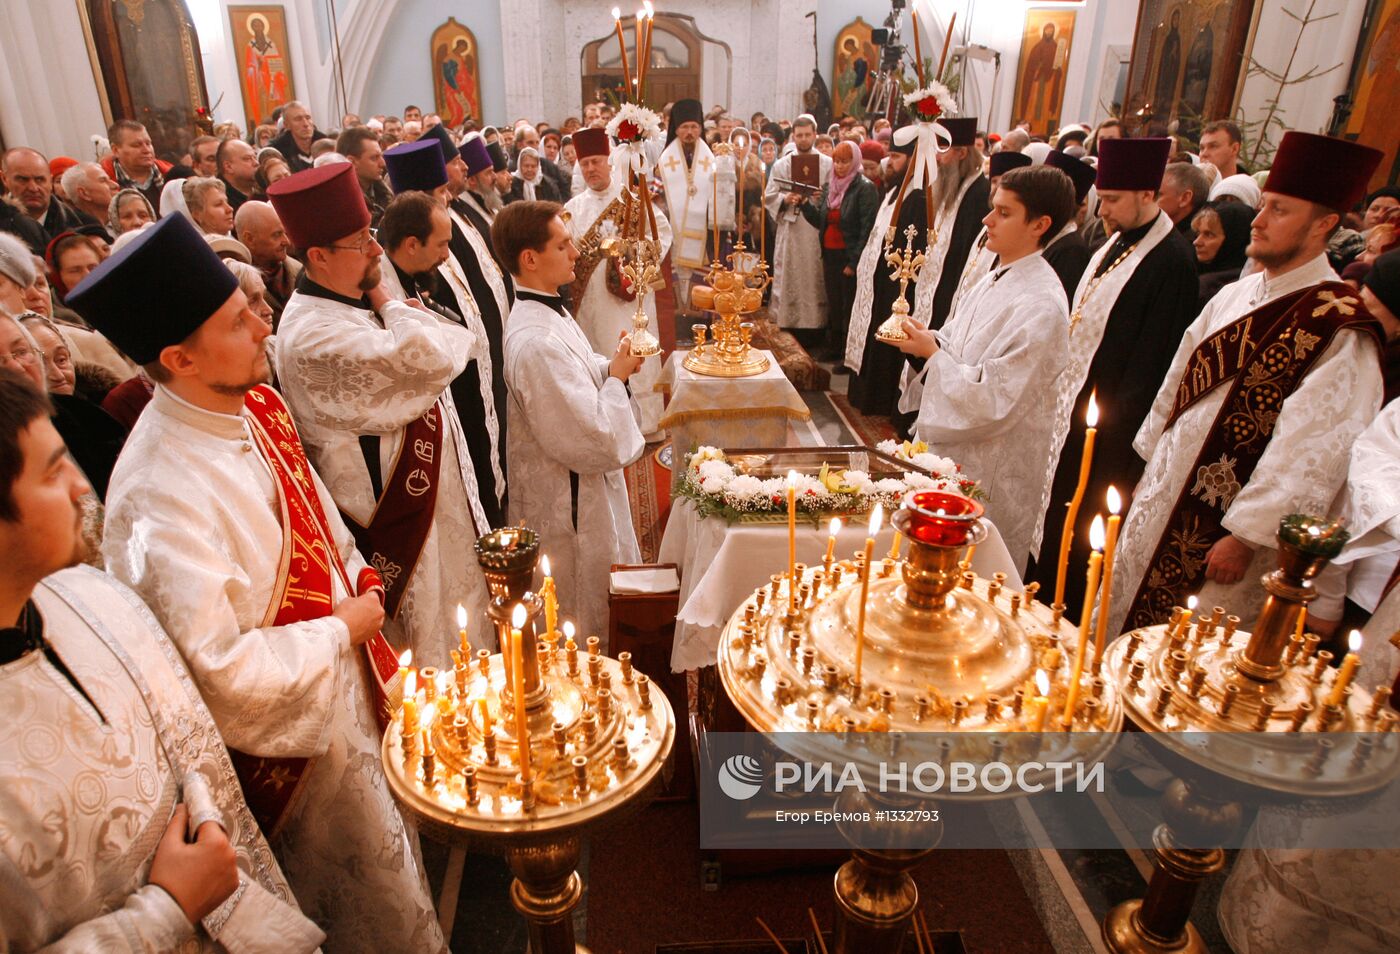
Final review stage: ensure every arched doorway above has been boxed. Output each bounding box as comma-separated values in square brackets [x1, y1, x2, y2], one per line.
[84, 0, 210, 161]
[581, 13, 704, 108]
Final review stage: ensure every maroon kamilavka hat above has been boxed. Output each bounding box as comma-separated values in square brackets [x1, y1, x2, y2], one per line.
[266, 162, 371, 249]
[573, 127, 610, 161]
[1263, 131, 1383, 213]
[1095, 137, 1172, 192]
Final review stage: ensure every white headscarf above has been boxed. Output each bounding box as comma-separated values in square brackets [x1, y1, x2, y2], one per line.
[513, 146, 544, 201]
[1024, 142, 1053, 165]
[1210, 173, 1262, 209]
[159, 179, 192, 223]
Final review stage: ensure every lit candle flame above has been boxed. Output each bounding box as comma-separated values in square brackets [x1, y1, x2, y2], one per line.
[1107, 485, 1121, 515]
[869, 503, 884, 536]
[1187, 594, 1198, 612]
[1035, 670, 1050, 696]
[636, 9, 644, 21]
[1350, 630, 1363, 652]
[1086, 391, 1099, 427]
[787, 469, 798, 490]
[643, 0, 654, 15]
[541, 554, 551, 577]
[829, 517, 842, 537]
[511, 603, 527, 629]
[563, 620, 575, 640]
[456, 603, 466, 629]
[1089, 514, 1106, 551]
[611, 6, 620, 18]
[404, 669, 416, 696]
[398, 648, 412, 667]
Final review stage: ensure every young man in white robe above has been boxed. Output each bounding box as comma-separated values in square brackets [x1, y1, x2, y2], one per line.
[655, 98, 714, 319]
[565, 127, 673, 439]
[1107, 132, 1387, 636]
[763, 114, 832, 336]
[0, 370, 323, 953]
[890, 165, 1077, 573]
[269, 162, 493, 668]
[493, 200, 647, 641]
[72, 213, 448, 952]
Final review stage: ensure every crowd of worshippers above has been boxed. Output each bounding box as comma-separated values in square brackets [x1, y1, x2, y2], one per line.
[3, 92, 1400, 952]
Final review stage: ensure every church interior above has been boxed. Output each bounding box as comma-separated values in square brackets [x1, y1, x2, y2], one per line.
[2, 1, 1400, 953]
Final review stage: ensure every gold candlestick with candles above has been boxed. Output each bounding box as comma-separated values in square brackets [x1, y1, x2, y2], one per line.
[1092, 486, 1123, 669]
[1054, 391, 1098, 618]
[853, 503, 883, 690]
[1062, 516, 1105, 727]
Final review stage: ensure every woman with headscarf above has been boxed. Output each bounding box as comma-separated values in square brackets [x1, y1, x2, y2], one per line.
[507, 146, 560, 204]
[107, 187, 156, 236]
[802, 140, 878, 362]
[1191, 199, 1253, 309]
[1209, 172, 1262, 209]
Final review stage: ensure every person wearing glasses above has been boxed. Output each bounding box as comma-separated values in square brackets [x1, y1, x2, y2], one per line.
[269, 163, 493, 673]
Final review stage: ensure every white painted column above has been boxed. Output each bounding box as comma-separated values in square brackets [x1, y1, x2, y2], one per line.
[0, 1, 109, 157]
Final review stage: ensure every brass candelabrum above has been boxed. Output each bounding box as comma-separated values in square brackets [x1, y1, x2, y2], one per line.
[1099, 514, 1400, 954]
[716, 490, 1123, 953]
[873, 224, 930, 344]
[614, 234, 664, 358]
[381, 527, 676, 954]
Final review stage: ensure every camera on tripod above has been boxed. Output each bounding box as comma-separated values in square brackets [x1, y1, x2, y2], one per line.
[871, 0, 906, 73]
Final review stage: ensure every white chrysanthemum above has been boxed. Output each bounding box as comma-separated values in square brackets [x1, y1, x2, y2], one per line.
[700, 475, 727, 494]
[697, 459, 735, 481]
[874, 477, 906, 494]
[903, 472, 936, 490]
[911, 453, 957, 474]
[902, 82, 958, 121]
[606, 103, 662, 143]
[876, 439, 898, 455]
[724, 475, 764, 499]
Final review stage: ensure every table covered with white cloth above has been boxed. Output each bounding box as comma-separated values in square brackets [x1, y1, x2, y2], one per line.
[658, 349, 810, 493]
[658, 497, 1022, 672]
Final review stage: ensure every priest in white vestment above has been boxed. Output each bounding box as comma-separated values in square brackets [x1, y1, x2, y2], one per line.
[68, 214, 448, 953]
[0, 374, 322, 953]
[269, 162, 493, 668]
[565, 127, 673, 438]
[655, 99, 714, 317]
[892, 166, 1076, 572]
[1107, 133, 1387, 637]
[763, 115, 832, 331]
[494, 201, 646, 640]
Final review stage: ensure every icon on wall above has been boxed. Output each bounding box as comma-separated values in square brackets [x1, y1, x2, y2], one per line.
[229, 5, 296, 127]
[432, 18, 482, 127]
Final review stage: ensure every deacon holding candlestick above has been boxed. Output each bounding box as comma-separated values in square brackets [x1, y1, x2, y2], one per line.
[1033, 135, 1199, 621]
[1108, 132, 1387, 637]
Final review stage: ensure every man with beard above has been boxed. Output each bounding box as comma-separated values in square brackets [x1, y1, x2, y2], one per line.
[847, 118, 987, 424]
[71, 214, 444, 952]
[656, 98, 715, 318]
[382, 140, 508, 528]
[1031, 138, 1198, 616]
[1107, 132, 1386, 636]
[564, 127, 673, 438]
[270, 163, 493, 668]
[763, 114, 832, 338]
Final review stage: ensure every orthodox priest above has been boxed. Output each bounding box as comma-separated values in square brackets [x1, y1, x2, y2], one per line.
[891, 166, 1075, 572]
[270, 163, 493, 667]
[763, 114, 832, 335]
[1031, 137, 1200, 616]
[565, 127, 673, 438]
[0, 371, 323, 953]
[494, 201, 646, 639]
[655, 98, 714, 318]
[73, 214, 447, 952]
[847, 118, 986, 420]
[388, 133, 509, 527]
[1108, 132, 1386, 636]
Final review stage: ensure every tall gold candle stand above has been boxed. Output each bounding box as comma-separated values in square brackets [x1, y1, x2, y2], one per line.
[1099, 514, 1400, 954]
[382, 528, 675, 954]
[716, 491, 1121, 953]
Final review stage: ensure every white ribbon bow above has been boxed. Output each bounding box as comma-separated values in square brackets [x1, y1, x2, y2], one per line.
[894, 121, 952, 190]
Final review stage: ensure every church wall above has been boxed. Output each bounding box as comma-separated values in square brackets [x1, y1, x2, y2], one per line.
[0, 1, 110, 159]
[359, 0, 508, 124]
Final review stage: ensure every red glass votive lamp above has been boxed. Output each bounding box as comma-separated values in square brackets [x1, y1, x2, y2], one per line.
[899, 491, 984, 549]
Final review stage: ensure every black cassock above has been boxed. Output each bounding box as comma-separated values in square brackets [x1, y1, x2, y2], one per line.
[849, 173, 990, 421]
[1030, 218, 1200, 617]
[1044, 228, 1092, 302]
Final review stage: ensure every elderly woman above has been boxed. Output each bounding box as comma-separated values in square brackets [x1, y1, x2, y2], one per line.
[107, 187, 155, 236]
[18, 314, 77, 396]
[508, 146, 560, 203]
[183, 176, 235, 235]
[1191, 199, 1254, 309]
[254, 152, 292, 197]
[802, 139, 878, 362]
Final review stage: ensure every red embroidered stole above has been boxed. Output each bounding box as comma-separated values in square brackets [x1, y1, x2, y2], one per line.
[1125, 282, 1382, 630]
[339, 402, 444, 620]
[569, 194, 639, 305]
[234, 385, 402, 836]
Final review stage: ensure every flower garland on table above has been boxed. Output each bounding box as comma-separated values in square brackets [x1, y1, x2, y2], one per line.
[680, 445, 981, 523]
